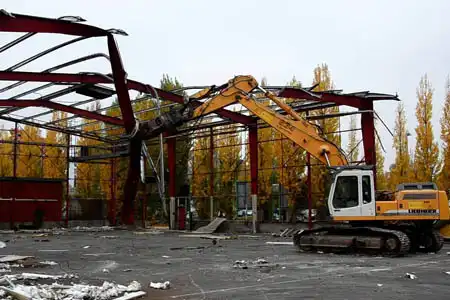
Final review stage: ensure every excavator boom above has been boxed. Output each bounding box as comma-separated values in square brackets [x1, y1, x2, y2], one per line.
[190, 75, 348, 166]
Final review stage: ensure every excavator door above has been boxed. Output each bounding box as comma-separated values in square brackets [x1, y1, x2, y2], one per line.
[328, 169, 376, 220]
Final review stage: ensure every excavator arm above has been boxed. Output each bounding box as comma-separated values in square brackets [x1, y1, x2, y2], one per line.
[189, 75, 348, 166]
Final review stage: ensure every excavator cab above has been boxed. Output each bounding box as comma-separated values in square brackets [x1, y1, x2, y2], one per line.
[327, 166, 376, 220]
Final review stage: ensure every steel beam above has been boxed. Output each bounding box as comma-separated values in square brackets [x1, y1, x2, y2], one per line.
[0, 71, 253, 125]
[0, 99, 123, 125]
[0, 11, 107, 37]
[278, 88, 398, 169]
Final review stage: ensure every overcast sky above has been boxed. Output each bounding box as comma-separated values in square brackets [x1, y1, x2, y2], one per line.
[2, 0, 450, 170]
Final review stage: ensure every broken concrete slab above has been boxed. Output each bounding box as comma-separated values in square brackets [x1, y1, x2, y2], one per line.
[0, 255, 33, 263]
[265, 241, 294, 245]
[178, 234, 232, 240]
[194, 217, 227, 234]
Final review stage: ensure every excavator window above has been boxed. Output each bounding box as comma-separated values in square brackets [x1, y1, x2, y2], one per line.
[362, 175, 372, 203]
[332, 176, 359, 209]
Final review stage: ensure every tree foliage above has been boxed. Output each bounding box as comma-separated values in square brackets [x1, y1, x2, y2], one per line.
[413, 74, 440, 182]
[347, 115, 359, 163]
[438, 78, 450, 191]
[309, 63, 340, 209]
[389, 103, 411, 190]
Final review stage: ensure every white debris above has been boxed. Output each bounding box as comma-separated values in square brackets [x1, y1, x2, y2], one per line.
[0, 241, 6, 248]
[103, 268, 110, 273]
[83, 245, 90, 249]
[126, 281, 141, 292]
[405, 273, 417, 279]
[256, 258, 268, 264]
[445, 271, 450, 275]
[71, 226, 114, 232]
[149, 281, 170, 290]
[0, 255, 33, 263]
[39, 261, 58, 266]
[162, 255, 170, 258]
[377, 283, 383, 287]
[0, 280, 145, 300]
[101, 235, 118, 239]
[447, 252, 450, 255]
[265, 241, 294, 245]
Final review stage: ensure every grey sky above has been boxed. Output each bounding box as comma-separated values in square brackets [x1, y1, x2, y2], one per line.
[2, 0, 450, 170]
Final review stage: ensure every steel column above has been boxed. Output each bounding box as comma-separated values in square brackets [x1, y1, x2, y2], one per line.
[209, 128, 214, 220]
[65, 134, 70, 227]
[249, 125, 258, 233]
[121, 139, 141, 225]
[109, 146, 116, 226]
[11, 123, 18, 229]
[360, 102, 377, 188]
[307, 152, 312, 230]
[168, 137, 176, 229]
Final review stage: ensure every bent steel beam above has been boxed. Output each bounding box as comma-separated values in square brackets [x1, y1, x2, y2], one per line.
[0, 99, 124, 125]
[278, 88, 398, 180]
[0, 11, 107, 37]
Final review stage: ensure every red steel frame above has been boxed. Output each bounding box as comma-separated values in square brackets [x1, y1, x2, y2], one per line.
[0, 10, 399, 226]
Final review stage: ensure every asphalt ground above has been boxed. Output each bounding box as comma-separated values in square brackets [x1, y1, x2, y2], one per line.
[1, 229, 450, 300]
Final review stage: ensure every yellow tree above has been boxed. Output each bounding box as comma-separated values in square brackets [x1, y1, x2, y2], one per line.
[44, 111, 68, 179]
[75, 101, 104, 198]
[16, 125, 43, 178]
[413, 74, 440, 182]
[256, 77, 278, 209]
[0, 127, 13, 177]
[389, 102, 411, 190]
[100, 101, 127, 215]
[191, 135, 211, 219]
[346, 115, 359, 163]
[273, 76, 307, 222]
[375, 123, 388, 190]
[309, 63, 340, 209]
[438, 78, 450, 191]
[216, 123, 242, 216]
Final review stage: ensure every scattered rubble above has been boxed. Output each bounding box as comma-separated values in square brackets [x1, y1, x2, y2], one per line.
[233, 258, 275, 270]
[0, 241, 6, 248]
[0, 280, 145, 300]
[39, 261, 58, 266]
[179, 234, 232, 240]
[265, 241, 294, 245]
[149, 281, 170, 290]
[71, 226, 114, 232]
[405, 273, 417, 279]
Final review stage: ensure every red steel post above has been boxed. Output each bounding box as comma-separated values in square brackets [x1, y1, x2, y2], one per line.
[168, 137, 177, 229]
[11, 123, 18, 229]
[307, 152, 312, 230]
[65, 134, 70, 227]
[249, 125, 258, 233]
[209, 128, 214, 219]
[360, 101, 377, 188]
[109, 146, 116, 226]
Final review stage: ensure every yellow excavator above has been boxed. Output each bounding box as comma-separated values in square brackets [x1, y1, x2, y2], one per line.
[153, 75, 450, 256]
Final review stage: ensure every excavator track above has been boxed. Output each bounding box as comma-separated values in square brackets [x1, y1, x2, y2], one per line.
[418, 230, 444, 253]
[293, 226, 411, 257]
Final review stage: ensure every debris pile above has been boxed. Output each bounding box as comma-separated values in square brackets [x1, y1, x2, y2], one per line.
[0, 280, 145, 299]
[233, 258, 273, 269]
[149, 281, 170, 290]
[71, 226, 114, 232]
[0, 273, 146, 300]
